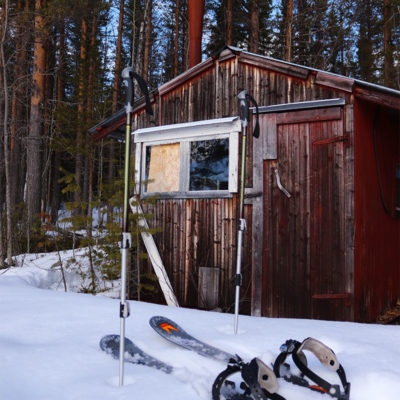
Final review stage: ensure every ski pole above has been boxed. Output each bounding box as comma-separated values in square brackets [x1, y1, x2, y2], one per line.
[119, 67, 153, 386]
[119, 66, 134, 386]
[234, 90, 249, 334]
[234, 90, 259, 334]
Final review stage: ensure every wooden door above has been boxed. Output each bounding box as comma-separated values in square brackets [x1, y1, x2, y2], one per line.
[261, 106, 350, 320]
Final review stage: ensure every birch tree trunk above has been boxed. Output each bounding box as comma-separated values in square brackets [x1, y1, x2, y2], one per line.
[50, 17, 65, 223]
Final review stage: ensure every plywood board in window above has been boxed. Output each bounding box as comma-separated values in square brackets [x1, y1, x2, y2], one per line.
[147, 143, 180, 192]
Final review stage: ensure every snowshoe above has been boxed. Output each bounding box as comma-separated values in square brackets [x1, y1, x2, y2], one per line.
[212, 356, 285, 400]
[273, 338, 350, 399]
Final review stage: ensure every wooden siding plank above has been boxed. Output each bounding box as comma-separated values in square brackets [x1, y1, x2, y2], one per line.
[261, 113, 277, 159]
[239, 54, 309, 80]
[309, 119, 347, 320]
[344, 105, 355, 320]
[251, 112, 264, 316]
[315, 71, 354, 93]
[276, 107, 342, 125]
[354, 86, 400, 110]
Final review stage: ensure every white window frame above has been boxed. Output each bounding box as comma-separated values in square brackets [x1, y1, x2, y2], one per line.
[133, 117, 241, 199]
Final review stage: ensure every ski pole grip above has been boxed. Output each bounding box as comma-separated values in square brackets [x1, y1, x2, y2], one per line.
[238, 90, 249, 125]
[122, 67, 134, 113]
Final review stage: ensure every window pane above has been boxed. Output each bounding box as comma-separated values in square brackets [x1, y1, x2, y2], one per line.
[145, 143, 180, 192]
[190, 138, 229, 191]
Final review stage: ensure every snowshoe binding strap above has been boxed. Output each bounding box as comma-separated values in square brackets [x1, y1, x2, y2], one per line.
[273, 338, 350, 400]
[212, 357, 285, 400]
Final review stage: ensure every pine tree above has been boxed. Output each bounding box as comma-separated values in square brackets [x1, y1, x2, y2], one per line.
[26, 0, 48, 232]
[283, 0, 293, 61]
[0, 0, 11, 264]
[206, 0, 272, 56]
[356, 0, 381, 83]
[383, 0, 399, 88]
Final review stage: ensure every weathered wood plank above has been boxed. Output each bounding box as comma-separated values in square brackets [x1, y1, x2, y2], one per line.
[260, 113, 277, 160]
[251, 113, 264, 316]
[276, 107, 342, 125]
[315, 71, 354, 93]
[344, 105, 355, 321]
[239, 54, 309, 80]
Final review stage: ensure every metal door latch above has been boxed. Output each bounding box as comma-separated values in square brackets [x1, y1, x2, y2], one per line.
[274, 168, 292, 198]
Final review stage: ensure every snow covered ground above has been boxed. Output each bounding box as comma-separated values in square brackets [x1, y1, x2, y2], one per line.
[1, 252, 400, 400]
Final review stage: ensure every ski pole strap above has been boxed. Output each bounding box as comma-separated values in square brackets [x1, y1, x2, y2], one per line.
[121, 66, 153, 116]
[122, 67, 134, 113]
[238, 218, 247, 231]
[235, 273, 242, 286]
[246, 93, 259, 138]
[120, 232, 132, 249]
[119, 301, 130, 318]
[131, 70, 153, 116]
[237, 90, 260, 138]
[273, 339, 350, 400]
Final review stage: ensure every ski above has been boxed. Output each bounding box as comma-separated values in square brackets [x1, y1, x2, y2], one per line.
[149, 316, 288, 399]
[100, 334, 173, 374]
[149, 315, 235, 362]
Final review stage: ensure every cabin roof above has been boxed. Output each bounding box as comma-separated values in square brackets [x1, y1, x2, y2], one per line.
[89, 46, 400, 142]
[231, 46, 400, 97]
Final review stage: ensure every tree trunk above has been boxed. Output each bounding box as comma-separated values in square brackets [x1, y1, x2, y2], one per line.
[226, 0, 232, 45]
[142, 0, 152, 82]
[27, 0, 47, 233]
[75, 16, 88, 208]
[358, 0, 374, 82]
[0, 0, 8, 265]
[2, 0, 12, 264]
[10, 0, 28, 207]
[134, 0, 151, 96]
[188, 0, 204, 68]
[108, 0, 125, 218]
[285, 0, 293, 62]
[83, 12, 97, 208]
[249, 0, 259, 53]
[113, 0, 124, 113]
[51, 17, 65, 223]
[383, 0, 395, 88]
[131, 0, 136, 67]
[40, 24, 54, 220]
[174, 0, 180, 76]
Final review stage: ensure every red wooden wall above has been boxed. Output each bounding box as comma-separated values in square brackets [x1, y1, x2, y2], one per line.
[354, 99, 400, 322]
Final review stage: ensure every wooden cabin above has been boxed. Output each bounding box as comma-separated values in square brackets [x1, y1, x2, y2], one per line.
[91, 46, 400, 323]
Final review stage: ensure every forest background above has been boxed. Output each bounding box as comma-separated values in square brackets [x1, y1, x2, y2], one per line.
[0, 0, 399, 292]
